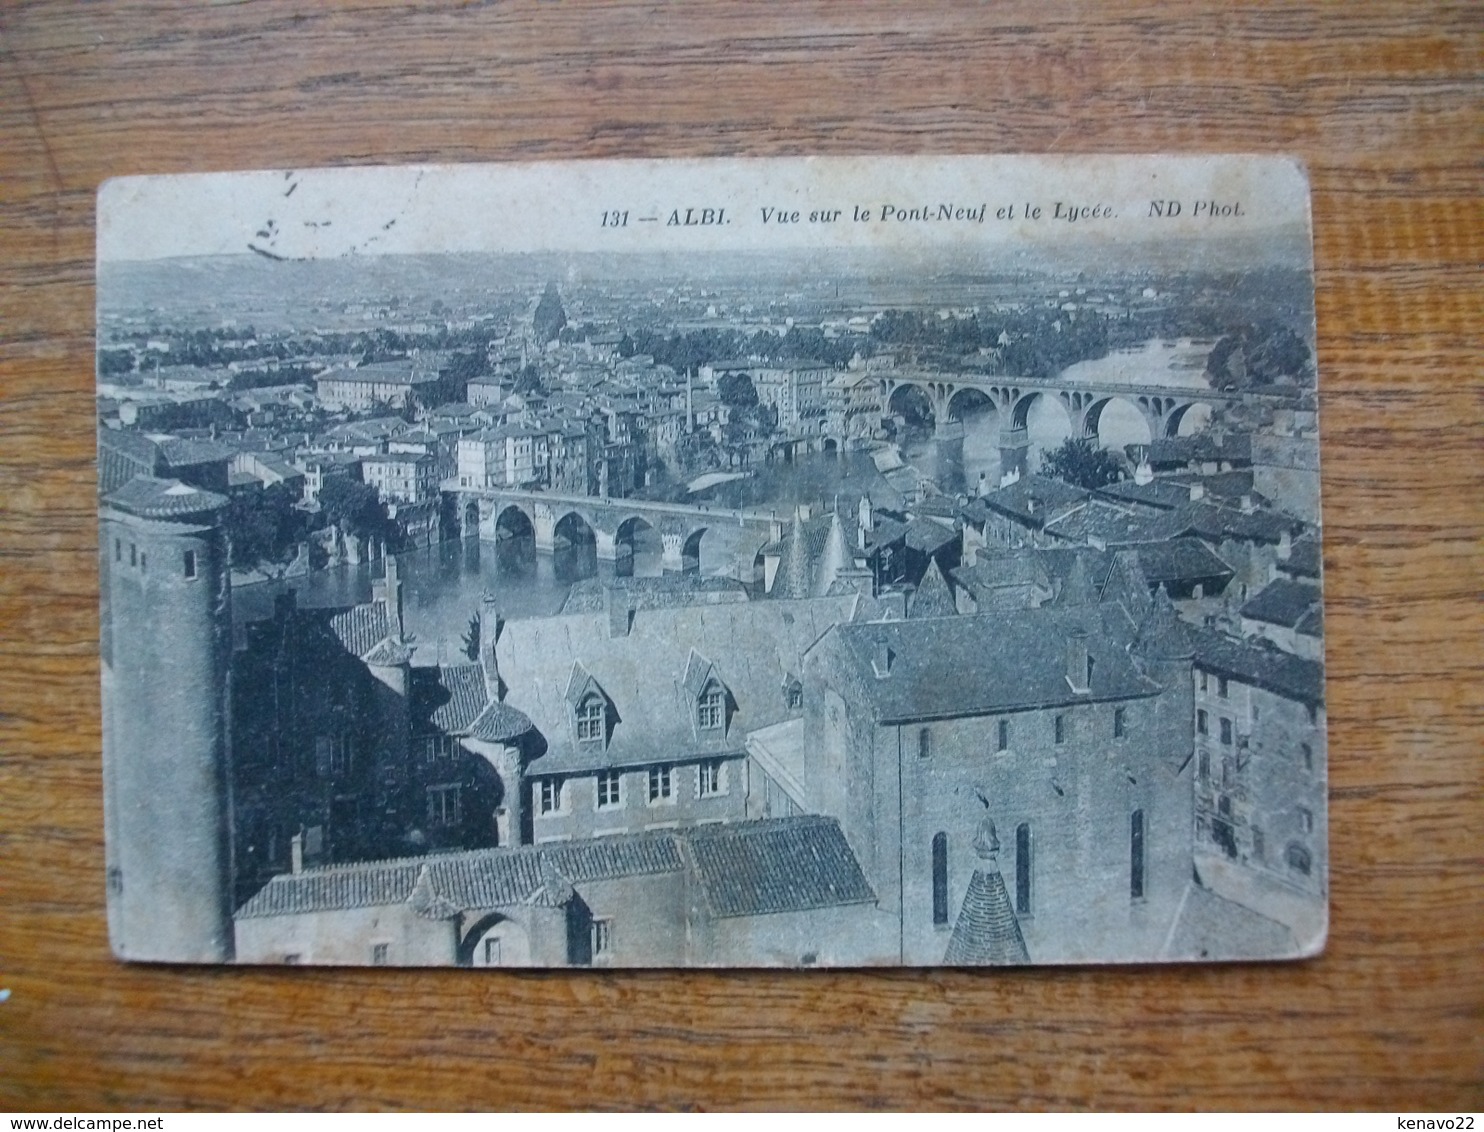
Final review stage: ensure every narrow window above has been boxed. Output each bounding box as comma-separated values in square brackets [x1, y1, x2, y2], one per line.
[138, 552, 146, 573]
[1220, 717, 1233, 745]
[129, 543, 137, 567]
[114, 538, 122, 562]
[1130, 809, 1146, 900]
[484, 937, 501, 966]
[1054, 715, 1065, 745]
[697, 760, 724, 798]
[1252, 828, 1265, 862]
[1015, 823, 1032, 916]
[1197, 709, 1208, 736]
[648, 765, 673, 804]
[1198, 670, 1208, 693]
[591, 918, 613, 958]
[1301, 742, 1313, 772]
[1307, 704, 1318, 726]
[183, 549, 197, 579]
[931, 832, 949, 925]
[596, 770, 622, 809]
[1113, 707, 1126, 739]
[997, 719, 1010, 752]
[371, 943, 389, 966]
[537, 778, 563, 815]
[918, 727, 931, 759]
[1198, 751, 1210, 782]
[1298, 806, 1314, 834]
[1218, 676, 1229, 699]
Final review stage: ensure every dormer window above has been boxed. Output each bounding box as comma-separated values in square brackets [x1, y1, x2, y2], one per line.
[697, 683, 725, 732]
[576, 694, 606, 745]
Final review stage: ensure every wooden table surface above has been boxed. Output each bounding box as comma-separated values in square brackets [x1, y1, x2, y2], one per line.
[1, 1, 1479, 1112]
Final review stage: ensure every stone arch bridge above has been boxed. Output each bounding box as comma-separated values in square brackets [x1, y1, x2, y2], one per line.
[447, 486, 787, 576]
[879, 372, 1246, 473]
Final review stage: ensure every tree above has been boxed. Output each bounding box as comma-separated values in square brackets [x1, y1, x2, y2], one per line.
[716, 371, 759, 408]
[319, 477, 390, 543]
[1041, 437, 1123, 490]
[461, 611, 480, 663]
[513, 364, 545, 396]
[223, 483, 306, 569]
[1207, 321, 1312, 389]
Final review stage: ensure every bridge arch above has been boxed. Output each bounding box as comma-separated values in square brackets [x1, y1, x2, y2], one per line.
[615, 514, 662, 577]
[682, 527, 709, 575]
[887, 383, 936, 428]
[946, 386, 998, 424]
[1082, 395, 1154, 451]
[1164, 400, 1215, 438]
[552, 510, 598, 582]
[1004, 391, 1074, 476]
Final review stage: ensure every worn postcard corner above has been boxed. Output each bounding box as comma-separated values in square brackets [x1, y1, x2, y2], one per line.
[96, 155, 1327, 968]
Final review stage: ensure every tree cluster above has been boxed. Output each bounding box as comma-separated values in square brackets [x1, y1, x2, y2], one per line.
[1040, 436, 1124, 490]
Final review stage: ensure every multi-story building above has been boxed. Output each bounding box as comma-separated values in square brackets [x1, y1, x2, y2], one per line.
[796, 589, 1201, 965]
[1188, 626, 1327, 906]
[315, 360, 443, 412]
[361, 451, 437, 503]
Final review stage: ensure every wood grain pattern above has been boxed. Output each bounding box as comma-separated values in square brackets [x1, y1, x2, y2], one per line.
[0, 0, 1479, 1111]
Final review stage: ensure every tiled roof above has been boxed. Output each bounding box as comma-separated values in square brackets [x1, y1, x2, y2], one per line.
[684, 816, 876, 919]
[238, 820, 873, 923]
[943, 868, 1030, 965]
[908, 558, 957, 619]
[505, 595, 860, 775]
[1128, 538, 1234, 585]
[904, 516, 957, 555]
[466, 699, 535, 744]
[102, 476, 228, 520]
[1240, 578, 1323, 631]
[236, 831, 686, 920]
[157, 436, 238, 467]
[822, 604, 1159, 724]
[559, 575, 748, 614]
[1188, 626, 1324, 706]
[976, 475, 1091, 528]
[413, 664, 490, 734]
[363, 638, 415, 667]
[329, 602, 390, 658]
[1280, 532, 1322, 579]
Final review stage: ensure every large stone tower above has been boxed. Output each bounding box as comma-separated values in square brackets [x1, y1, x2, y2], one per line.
[100, 476, 234, 961]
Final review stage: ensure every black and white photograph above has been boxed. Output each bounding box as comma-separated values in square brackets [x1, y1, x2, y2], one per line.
[96, 155, 1327, 968]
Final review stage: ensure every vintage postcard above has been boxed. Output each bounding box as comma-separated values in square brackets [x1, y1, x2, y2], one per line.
[97, 155, 1327, 967]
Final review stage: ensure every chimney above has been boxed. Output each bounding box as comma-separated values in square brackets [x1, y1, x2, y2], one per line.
[1066, 630, 1092, 694]
[1188, 482, 1205, 502]
[858, 493, 874, 538]
[1134, 457, 1154, 487]
[1240, 494, 1255, 514]
[376, 555, 405, 641]
[1278, 529, 1293, 561]
[605, 585, 633, 639]
[871, 640, 894, 679]
[479, 591, 502, 700]
[290, 832, 303, 875]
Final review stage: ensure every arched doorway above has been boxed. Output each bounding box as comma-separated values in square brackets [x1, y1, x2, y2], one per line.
[552, 511, 598, 583]
[494, 505, 536, 578]
[462, 499, 480, 539]
[460, 911, 531, 967]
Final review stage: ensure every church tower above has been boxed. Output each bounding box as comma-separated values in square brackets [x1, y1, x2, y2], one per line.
[100, 477, 234, 961]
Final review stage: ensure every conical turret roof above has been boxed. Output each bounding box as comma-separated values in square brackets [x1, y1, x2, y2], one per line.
[908, 557, 957, 619]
